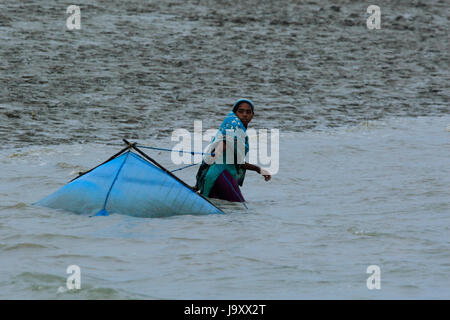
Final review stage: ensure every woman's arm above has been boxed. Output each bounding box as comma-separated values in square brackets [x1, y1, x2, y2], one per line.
[241, 162, 261, 174]
[207, 144, 271, 181]
[204, 141, 225, 165]
[241, 162, 271, 181]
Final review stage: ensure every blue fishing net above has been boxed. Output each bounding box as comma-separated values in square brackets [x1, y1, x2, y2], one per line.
[36, 151, 223, 218]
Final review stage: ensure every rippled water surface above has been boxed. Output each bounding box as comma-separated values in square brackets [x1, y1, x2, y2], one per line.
[1, 0, 448, 146]
[0, 0, 449, 299]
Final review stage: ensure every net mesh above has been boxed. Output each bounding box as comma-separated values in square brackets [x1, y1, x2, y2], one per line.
[36, 151, 223, 217]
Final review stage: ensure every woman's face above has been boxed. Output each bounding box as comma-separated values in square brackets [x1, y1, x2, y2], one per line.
[235, 102, 254, 127]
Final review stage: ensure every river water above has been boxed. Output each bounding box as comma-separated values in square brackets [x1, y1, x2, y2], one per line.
[0, 0, 449, 299]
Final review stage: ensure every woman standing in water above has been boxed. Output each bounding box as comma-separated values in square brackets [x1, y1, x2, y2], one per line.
[195, 99, 271, 202]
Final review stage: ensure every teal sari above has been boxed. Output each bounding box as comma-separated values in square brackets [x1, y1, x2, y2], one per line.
[195, 111, 249, 197]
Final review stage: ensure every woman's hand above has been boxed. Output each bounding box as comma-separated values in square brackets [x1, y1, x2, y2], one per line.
[242, 163, 272, 181]
[259, 168, 271, 181]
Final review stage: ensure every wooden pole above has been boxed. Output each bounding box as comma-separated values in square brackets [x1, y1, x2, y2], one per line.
[69, 144, 131, 182]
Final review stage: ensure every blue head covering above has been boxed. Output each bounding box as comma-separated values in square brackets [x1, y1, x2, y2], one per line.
[232, 98, 255, 113]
